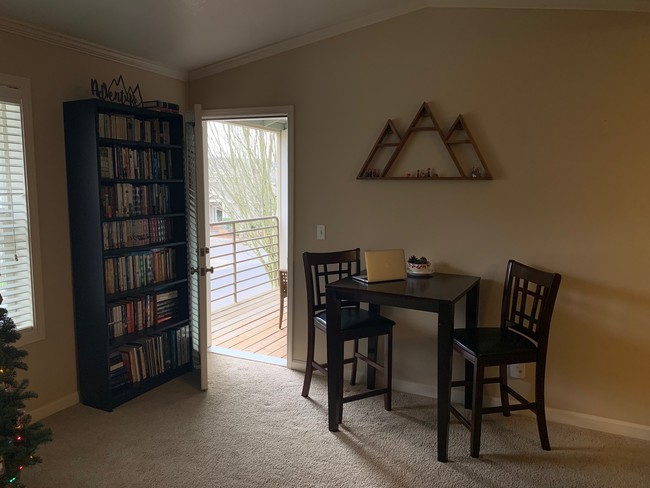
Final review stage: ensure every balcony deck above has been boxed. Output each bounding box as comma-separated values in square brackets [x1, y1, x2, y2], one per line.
[210, 289, 287, 361]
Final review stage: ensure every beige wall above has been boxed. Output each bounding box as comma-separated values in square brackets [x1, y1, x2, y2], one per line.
[1, 29, 186, 411]
[3, 6, 649, 431]
[190, 8, 650, 427]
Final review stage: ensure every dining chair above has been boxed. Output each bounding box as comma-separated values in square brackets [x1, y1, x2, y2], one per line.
[302, 248, 394, 422]
[450, 259, 561, 458]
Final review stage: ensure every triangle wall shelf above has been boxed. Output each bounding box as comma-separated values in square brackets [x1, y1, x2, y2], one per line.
[357, 102, 492, 180]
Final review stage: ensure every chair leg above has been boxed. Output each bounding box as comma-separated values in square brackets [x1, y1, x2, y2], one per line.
[499, 364, 511, 417]
[350, 339, 359, 386]
[470, 364, 485, 458]
[384, 329, 392, 411]
[301, 324, 316, 397]
[535, 367, 551, 450]
[338, 345, 345, 424]
[278, 269, 287, 330]
[278, 296, 284, 329]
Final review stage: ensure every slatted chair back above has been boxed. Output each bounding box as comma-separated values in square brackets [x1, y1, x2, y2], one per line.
[501, 260, 562, 352]
[303, 248, 361, 316]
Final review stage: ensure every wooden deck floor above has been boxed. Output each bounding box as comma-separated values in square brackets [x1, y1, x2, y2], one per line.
[211, 289, 287, 360]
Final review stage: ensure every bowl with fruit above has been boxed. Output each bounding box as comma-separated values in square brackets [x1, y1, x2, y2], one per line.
[407, 255, 434, 277]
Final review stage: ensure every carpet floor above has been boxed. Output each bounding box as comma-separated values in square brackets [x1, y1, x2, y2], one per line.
[23, 353, 650, 487]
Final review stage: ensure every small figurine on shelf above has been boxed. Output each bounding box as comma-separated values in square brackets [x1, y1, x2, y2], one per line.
[471, 166, 482, 178]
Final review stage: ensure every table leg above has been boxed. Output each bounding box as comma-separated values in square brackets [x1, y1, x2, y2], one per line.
[366, 303, 380, 389]
[437, 302, 454, 462]
[464, 282, 480, 409]
[326, 289, 343, 432]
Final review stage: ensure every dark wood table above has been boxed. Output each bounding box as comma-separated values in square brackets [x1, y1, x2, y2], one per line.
[325, 272, 480, 462]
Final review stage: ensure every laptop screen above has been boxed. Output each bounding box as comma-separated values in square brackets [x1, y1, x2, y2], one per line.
[356, 249, 407, 283]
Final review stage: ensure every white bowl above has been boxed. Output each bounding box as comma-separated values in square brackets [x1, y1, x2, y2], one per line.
[407, 262, 433, 275]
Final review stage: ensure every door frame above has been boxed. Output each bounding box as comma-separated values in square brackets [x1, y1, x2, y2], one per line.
[201, 106, 294, 367]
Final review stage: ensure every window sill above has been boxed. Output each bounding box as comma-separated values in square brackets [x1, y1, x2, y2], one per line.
[16, 326, 46, 347]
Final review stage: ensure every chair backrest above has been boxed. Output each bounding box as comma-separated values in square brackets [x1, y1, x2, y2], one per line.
[501, 260, 562, 353]
[303, 249, 361, 316]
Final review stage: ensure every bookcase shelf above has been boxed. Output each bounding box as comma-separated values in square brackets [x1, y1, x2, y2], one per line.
[64, 98, 192, 411]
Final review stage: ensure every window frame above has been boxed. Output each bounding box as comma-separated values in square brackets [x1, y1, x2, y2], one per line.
[0, 73, 45, 345]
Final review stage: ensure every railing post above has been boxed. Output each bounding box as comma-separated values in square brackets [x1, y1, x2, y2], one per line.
[209, 216, 281, 310]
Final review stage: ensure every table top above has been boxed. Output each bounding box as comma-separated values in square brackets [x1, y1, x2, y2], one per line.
[326, 272, 480, 312]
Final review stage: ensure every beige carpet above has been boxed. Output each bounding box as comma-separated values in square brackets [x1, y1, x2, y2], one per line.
[23, 353, 650, 487]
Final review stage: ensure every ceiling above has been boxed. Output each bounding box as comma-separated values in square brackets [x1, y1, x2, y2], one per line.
[1, 0, 648, 80]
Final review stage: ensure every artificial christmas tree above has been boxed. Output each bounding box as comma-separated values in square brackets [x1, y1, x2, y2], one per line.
[0, 294, 52, 487]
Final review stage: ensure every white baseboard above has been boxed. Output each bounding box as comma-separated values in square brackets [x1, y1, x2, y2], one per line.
[44, 359, 646, 441]
[27, 392, 79, 422]
[290, 361, 650, 441]
[544, 406, 650, 441]
[393, 377, 436, 399]
[290, 359, 306, 371]
[403, 380, 650, 441]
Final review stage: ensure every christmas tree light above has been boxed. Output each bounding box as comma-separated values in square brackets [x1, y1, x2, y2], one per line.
[0, 295, 52, 488]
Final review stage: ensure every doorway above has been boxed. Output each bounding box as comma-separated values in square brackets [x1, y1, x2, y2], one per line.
[202, 109, 291, 367]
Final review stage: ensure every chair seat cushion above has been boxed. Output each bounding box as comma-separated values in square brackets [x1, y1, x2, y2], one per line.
[314, 307, 395, 332]
[453, 327, 537, 358]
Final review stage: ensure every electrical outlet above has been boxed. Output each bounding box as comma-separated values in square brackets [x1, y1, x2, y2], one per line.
[316, 224, 326, 240]
[508, 364, 525, 379]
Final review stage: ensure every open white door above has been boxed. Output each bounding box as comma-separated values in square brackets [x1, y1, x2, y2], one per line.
[185, 104, 210, 390]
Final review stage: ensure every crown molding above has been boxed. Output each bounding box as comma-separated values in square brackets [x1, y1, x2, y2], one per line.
[189, 0, 650, 81]
[0, 15, 187, 81]
[424, 0, 650, 12]
[3, 1, 648, 84]
[188, 0, 428, 81]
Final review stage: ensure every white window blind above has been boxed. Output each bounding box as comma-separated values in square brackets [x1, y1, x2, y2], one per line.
[0, 85, 35, 331]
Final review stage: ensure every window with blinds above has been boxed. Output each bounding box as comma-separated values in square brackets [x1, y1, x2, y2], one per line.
[0, 79, 36, 333]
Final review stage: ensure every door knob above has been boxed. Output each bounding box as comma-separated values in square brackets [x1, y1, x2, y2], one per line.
[200, 266, 214, 276]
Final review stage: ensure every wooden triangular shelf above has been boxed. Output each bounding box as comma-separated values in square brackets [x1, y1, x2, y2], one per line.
[357, 120, 402, 178]
[357, 102, 492, 180]
[380, 102, 444, 177]
[444, 114, 492, 179]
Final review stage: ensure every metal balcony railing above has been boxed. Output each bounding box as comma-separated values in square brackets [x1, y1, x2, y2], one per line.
[208, 216, 280, 310]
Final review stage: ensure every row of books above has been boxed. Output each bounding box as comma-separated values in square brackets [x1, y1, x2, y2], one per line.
[109, 324, 191, 388]
[107, 289, 180, 338]
[99, 146, 174, 180]
[98, 113, 171, 144]
[155, 289, 180, 325]
[104, 248, 176, 295]
[101, 183, 171, 218]
[102, 216, 173, 250]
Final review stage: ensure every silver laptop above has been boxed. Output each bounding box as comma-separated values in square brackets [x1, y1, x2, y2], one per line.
[353, 249, 407, 284]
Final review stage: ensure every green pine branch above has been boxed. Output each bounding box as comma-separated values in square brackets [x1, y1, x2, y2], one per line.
[0, 307, 53, 488]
